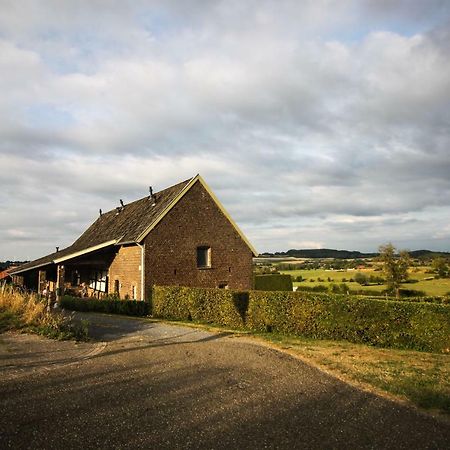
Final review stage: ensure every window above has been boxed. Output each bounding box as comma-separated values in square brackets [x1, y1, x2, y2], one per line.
[89, 270, 108, 292]
[197, 246, 211, 268]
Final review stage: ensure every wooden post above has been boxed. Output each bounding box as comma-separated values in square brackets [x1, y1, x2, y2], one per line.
[56, 265, 65, 305]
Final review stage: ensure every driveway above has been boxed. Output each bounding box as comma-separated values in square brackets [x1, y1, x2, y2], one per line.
[1, 312, 449, 449]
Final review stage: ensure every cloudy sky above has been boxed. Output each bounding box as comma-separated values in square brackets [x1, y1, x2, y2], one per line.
[1, 0, 450, 260]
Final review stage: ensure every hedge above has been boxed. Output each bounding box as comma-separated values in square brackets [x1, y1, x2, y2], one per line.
[152, 286, 248, 329]
[60, 296, 151, 316]
[254, 274, 293, 291]
[153, 286, 450, 353]
[246, 291, 450, 352]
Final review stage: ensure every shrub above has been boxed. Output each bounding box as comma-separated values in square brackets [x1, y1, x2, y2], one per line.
[60, 295, 151, 316]
[354, 272, 368, 285]
[254, 274, 293, 291]
[398, 289, 426, 297]
[295, 285, 328, 293]
[329, 283, 349, 294]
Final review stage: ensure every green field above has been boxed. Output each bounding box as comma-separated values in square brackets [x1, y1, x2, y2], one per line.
[278, 267, 450, 296]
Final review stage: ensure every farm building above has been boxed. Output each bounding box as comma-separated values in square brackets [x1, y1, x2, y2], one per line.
[10, 175, 257, 300]
[0, 269, 13, 283]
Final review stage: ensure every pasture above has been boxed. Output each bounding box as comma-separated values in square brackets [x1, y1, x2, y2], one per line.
[278, 267, 450, 296]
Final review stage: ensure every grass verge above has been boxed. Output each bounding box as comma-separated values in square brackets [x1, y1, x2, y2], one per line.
[157, 317, 450, 417]
[0, 284, 88, 340]
[260, 333, 450, 416]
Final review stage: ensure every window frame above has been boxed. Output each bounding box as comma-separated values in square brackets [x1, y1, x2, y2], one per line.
[89, 270, 108, 293]
[196, 246, 211, 269]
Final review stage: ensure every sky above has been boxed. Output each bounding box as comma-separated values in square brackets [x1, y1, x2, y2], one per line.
[1, 0, 450, 260]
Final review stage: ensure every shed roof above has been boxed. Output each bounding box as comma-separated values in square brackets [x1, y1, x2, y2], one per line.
[10, 175, 257, 275]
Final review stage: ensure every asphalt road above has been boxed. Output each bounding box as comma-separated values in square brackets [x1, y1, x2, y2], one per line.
[1, 312, 449, 449]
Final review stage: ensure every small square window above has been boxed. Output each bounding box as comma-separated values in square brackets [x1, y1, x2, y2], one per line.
[197, 246, 211, 268]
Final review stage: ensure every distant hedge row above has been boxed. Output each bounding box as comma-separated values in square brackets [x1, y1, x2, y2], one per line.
[254, 274, 293, 291]
[60, 296, 151, 316]
[153, 287, 450, 353]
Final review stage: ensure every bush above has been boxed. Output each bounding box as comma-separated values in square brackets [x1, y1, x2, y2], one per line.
[329, 283, 349, 294]
[61, 295, 151, 316]
[254, 274, 293, 291]
[295, 285, 328, 293]
[354, 272, 368, 285]
[398, 289, 426, 297]
[153, 286, 450, 353]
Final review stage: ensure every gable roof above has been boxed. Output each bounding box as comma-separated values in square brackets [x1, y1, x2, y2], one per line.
[10, 175, 257, 275]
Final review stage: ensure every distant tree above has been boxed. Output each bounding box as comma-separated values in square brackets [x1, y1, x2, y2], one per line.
[377, 243, 410, 298]
[432, 257, 449, 278]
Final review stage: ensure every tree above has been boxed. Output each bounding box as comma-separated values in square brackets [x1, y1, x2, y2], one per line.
[377, 243, 410, 298]
[432, 257, 449, 278]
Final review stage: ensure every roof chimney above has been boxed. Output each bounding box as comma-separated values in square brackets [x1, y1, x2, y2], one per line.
[99, 208, 102, 216]
[56, 246, 59, 252]
[149, 186, 156, 205]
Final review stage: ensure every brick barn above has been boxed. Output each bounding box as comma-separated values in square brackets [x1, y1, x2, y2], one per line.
[10, 175, 257, 300]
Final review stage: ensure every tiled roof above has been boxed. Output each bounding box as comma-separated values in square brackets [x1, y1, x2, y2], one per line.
[10, 178, 192, 274]
[0, 269, 12, 280]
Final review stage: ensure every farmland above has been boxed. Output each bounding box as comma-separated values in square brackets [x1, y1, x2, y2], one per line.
[255, 259, 450, 296]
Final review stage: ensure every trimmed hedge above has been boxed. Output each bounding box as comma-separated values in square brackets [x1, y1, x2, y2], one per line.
[60, 296, 151, 316]
[247, 291, 450, 352]
[254, 274, 293, 291]
[153, 286, 450, 352]
[152, 286, 247, 329]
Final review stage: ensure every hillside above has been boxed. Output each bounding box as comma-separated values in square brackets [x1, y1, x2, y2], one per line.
[260, 249, 450, 259]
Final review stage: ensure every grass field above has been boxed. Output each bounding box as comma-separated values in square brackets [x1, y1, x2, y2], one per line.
[278, 267, 450, 296]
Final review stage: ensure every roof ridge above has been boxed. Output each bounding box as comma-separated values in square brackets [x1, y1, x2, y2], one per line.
[99, 177, 193, 216]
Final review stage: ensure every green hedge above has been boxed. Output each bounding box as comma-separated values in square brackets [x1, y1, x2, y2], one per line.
[254, 274, 293, 291]
[152, 286, 247, 329]
[247, 291, 450, 352]
[153, 287, 450, 352]
[60, 296, 151, 316]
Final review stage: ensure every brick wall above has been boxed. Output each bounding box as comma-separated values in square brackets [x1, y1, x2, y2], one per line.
[109, 244, 142, 300]
[143, 180, 253, 297]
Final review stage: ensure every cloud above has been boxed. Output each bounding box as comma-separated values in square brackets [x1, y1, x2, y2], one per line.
[0, 1, 449, 259]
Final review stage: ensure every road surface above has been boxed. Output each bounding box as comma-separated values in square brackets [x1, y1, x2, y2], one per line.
[1, 312, 449, 449]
